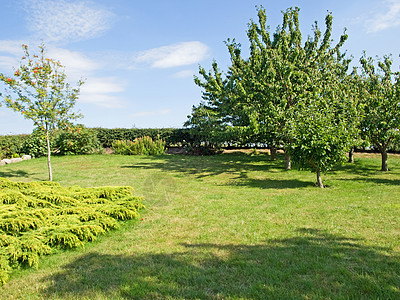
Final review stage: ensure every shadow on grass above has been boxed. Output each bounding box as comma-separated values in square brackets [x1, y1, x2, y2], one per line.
[122, 153, 311, 189]
[330, 159, 400, 186]
[41, 228, 399, 299]
[230, 178, 314, 189]
[331, 160, 380, 176]
[0, 169, 31, 178]
[123, 153, 281, 176]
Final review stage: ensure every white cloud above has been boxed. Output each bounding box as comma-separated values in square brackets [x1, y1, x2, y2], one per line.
[0, 42, 125, 108]
[0, 40, 25, 55]
[0, 56, 19, 71]
[0, 41, 25, 71]
[173, 69, 195, 78]
[23, 0, 113, 43]
[134, 41, 209, 68]
[363, 0, 400, 33]
[131, 109, 172, 117]
[47, 47, 100, 80]
[79, 94, 125, 108]
[79, 77, 126, 108]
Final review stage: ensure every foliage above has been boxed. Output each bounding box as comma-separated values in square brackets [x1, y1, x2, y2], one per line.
[0, 135, 29, 159]
[0, 43, 84, 181]
[287, 98, 357, 187]
[184, 102, 228, 154]
[54, 125, 100, 155]
[112, 136, 165, 155]
[20, 129, 49, 158]
[0, 177, 144, 284]
[188, 6, 358, 185]
[93, 128, 193, 148]
[357, 53, 400, 171]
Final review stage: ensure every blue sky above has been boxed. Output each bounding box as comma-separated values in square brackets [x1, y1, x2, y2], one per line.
[1, 0, 399, 135]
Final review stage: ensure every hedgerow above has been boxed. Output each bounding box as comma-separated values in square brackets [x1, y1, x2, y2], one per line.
[93, 128, 194, 148]
[0, 177, 144, 284]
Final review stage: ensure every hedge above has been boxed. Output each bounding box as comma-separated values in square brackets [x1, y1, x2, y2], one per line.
[3, 127, 400, 157]
[92, 127, 194, 148]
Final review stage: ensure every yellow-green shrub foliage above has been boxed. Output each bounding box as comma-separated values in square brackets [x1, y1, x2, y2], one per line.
[0, 177, 144, 284]
[112, 136, 165, 155]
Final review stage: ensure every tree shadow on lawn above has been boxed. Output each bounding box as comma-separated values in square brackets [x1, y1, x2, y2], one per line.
[41, 228, 399, 299]
[337, 176, 400, 186]
[122, 153, 311, 189]
[122, 152, 280, 177]
[331, 160, 381, 176]
[329, 160, 400, 186]
[0, 169, 35, 179]
[230, 178, 314, 189]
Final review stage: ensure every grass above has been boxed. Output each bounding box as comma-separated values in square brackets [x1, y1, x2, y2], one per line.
[0, 151, 399, 299]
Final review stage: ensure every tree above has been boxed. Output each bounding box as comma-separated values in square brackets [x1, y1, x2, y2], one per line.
[0, 44, 84, 181]
[190, 6, 358, 185]
[282, 11, 359, 188]
[357, 53, 400, 171]
[227, 7, 309, 169]
[184, 102, 225, 150]
[189, 60, 257, 150]
[287, 95, 358, 188]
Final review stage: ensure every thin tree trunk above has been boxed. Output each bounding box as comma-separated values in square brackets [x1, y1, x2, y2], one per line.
[348, 147, 354, 163]
[284, 152, 291, 170]
[270, 146, 276, 161]
[381, 149, 388, 171]
[46, 128, 53, 181]
[316, 169, 324, 188]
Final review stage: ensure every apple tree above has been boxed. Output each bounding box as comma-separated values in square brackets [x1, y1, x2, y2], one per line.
[358, 53, 400, 171]
[0, 44, 84, 181]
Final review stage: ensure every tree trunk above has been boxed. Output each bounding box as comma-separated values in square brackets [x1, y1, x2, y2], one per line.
[381, 149, 388, 171]
[316, 169, 324, 188]
[284, 152, 291, 170]
[270, 146, 277, 161]
[46, 128, 53, 181]
[348, 147, 354, 163]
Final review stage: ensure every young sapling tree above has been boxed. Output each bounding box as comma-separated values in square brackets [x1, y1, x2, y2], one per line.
[0, 44, 84, 181]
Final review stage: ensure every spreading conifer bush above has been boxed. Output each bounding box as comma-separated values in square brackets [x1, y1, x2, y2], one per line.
[0, 177, 144, 284]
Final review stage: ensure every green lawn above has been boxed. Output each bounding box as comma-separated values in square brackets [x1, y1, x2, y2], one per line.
[0, 152, 399, 299]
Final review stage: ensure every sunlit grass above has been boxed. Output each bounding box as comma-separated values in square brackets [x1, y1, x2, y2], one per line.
[0, 152, 399, 299]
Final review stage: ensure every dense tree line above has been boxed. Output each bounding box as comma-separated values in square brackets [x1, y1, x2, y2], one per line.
[185, 6, 400, 187]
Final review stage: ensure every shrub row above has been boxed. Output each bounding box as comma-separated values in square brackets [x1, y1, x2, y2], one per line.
[112, 136, 166, 155]
[3, 126, 400, 158]
[0, 125, 102, 159]
[0, 177, 144, 284]
[1, 127, 196, 158]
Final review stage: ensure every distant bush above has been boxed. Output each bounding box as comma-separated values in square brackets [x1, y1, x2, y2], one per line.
[20, 130, 49, 158]
[0, 135, 29, 159]
[0, 177, 144, 284]
[54, 125, 101, 155]
[112, 136, 165, 155]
